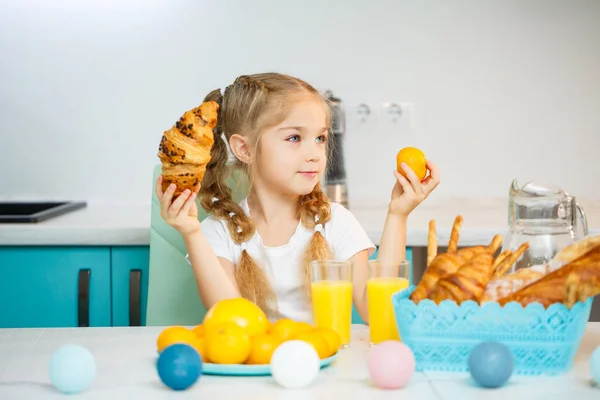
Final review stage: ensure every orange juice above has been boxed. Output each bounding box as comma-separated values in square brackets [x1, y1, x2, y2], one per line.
[311, 280, 353, 347]
[367, 277, 409, 344]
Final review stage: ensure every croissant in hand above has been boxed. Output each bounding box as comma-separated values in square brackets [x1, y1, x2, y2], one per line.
[157, 101, 220, 197]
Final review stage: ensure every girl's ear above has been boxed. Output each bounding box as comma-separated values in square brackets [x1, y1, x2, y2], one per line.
[229, 134, 253, 164]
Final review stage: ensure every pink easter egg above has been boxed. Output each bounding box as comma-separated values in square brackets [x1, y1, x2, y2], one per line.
[367, 341, 415, 389]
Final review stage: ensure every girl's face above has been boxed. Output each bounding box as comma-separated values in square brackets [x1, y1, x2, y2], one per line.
[254, 99, 328, 197]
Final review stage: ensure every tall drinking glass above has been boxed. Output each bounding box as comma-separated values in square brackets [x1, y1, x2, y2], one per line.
[367, 259, 410, 345]
[310, 260, 353, 348]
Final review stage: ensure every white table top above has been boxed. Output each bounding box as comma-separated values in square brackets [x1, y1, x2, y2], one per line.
[0, 197, 598, 247]
[0, 324, 599, 399]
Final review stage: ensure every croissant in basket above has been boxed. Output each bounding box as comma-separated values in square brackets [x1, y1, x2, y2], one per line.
[497, 239, 600, 308]
[481, 235, 600, 303]
[410, 216, 511, 304]
[412, 215, 600, 308]
[157, 101, 219, 197]
[480, 266, 547, 303]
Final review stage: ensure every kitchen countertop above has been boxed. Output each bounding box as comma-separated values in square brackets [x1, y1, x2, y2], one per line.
[0, 324, 599, 399]
[0, 203, 152, 246]
[0, 197, 598, 247]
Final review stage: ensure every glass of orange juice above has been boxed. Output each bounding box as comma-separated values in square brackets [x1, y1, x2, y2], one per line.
[310, 260, 353, 348]
[367, 259, 410, 346]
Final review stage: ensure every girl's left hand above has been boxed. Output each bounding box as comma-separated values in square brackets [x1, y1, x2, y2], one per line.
[389, 160, 440, 217]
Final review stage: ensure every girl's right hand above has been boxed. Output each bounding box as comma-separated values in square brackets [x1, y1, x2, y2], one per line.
[156, 175, 201, 237]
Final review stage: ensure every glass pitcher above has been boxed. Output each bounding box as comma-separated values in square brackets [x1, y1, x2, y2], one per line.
[503, 179, 589, 272]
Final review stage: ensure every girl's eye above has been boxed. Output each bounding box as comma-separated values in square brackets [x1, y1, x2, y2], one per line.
[286, 135, 300, 142]
[317, 135, 327, 143]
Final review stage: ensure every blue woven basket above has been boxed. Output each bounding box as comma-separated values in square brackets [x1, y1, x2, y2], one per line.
[392, 286, 592, 375]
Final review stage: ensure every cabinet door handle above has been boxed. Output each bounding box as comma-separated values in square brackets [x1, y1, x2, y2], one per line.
[77, 269, 91, 327]
[129, 269, 141, 326]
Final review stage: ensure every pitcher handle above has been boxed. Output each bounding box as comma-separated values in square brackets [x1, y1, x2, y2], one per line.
[576, 203, 589, 237]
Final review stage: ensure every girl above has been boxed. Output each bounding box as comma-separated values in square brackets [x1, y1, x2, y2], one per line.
[156, 73, 440, 323]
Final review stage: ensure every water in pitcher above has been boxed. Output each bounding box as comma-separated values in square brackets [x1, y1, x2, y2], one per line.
[503, 179, 588, 272]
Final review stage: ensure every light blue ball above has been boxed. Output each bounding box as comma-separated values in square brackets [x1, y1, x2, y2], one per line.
[468, 341, 514, 388]
[49, 344, 96, 394]
[591, 346, 600, 384]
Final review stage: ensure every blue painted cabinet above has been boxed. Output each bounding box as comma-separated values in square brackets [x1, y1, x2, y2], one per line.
[0, 245, 151, 328]
[0, 247, 112, 328]
[0, 244, 414, 328]
[111, 246, 150, 327]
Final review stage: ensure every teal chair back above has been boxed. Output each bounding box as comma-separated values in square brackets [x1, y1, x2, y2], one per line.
[145, 165, 248, 326]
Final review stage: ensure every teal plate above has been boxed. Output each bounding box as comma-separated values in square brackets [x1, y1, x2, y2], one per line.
[202, 352, 339, 376]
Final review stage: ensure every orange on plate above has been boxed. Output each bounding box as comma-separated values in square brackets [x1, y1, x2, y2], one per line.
[204, 322, 252, 364]
[194, 337, 208, 361]
[203, 298, 269, 337]
[294, 321, 314, 334]
[246, 333, 281, 365]
[192, 324, 204, 337]
[291, 331, 330, 360]
[156, 326, 200, 353]
[270, 318, 299, 342]
[396, 147, 427, 181]
[313, 327, 341, 357]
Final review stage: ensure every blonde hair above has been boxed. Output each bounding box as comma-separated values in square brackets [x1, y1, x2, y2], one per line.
[199, 73, 333, 317]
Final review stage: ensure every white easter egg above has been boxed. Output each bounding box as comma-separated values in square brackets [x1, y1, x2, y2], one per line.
[270, 340, 320, 389]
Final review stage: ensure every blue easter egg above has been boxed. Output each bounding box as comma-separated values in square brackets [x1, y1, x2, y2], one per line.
[468, 341, 514, 388]
[591, 346, 600, 384]
[157, 343, 202, 390]
[49, 344, 96, 394]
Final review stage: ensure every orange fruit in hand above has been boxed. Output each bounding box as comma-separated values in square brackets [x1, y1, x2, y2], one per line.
[292, 331, 330, 360]
[205, 322, 252, 364]
[203, 298, 269, 337]
[246, 333, 282, 365]
[313, 328, 341, 357]
[396, 147, 427, 181]
[156, 326, 199, 353]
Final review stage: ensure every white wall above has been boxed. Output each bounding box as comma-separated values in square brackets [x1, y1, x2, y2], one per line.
[1, 0, 599, 206]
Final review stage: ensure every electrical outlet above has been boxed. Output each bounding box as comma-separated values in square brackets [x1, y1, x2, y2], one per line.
[346, 103, 377, 130]
[381, 102, 414, 136]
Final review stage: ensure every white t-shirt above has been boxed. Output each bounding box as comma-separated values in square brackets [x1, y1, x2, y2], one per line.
[186, 198, 375, 323]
